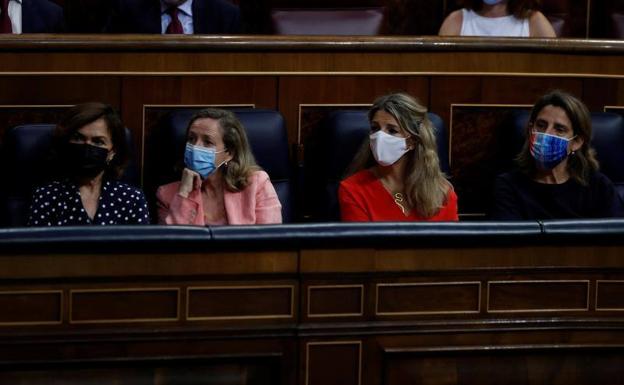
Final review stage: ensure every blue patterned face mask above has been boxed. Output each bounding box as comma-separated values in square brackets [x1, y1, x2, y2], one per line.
[184, 143, 226, 179]
[483, 0, 503, 4]
[529, 131, 575, 170]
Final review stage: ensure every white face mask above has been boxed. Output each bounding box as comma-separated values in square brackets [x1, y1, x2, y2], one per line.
[369, 130, 410, 166]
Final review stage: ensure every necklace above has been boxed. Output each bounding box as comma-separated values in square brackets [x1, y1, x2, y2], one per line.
[393, 192, 406, 214]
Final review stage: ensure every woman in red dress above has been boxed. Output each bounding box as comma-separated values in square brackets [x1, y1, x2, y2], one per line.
[339, 93, 458, 222]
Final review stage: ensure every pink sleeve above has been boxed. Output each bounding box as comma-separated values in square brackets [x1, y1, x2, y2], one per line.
[255, 175, 282, 224]
[156, 186, 205, 226]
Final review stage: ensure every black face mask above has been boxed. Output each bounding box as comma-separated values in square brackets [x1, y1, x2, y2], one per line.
[62, 142, 110, 179]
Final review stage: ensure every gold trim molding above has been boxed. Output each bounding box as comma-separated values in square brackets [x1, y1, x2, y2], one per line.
[596, 280, 624, 311]
[307, 285, 364, 318]
[375, 281, 481, 316]
[0, 290, 63, 326]
[305, 340, 362, 385]
[186, 285, 295, 321]
[69, 287, 180, 324]
[487, 280, 590, 313]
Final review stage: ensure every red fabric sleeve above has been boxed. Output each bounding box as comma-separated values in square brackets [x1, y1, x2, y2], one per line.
[338, 182, 370, 222]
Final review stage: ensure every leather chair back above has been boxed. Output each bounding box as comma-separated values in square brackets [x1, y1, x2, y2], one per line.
[271, 7, 384, 35]
[541, 0, 570, 36]
[611, 13, 624, 38]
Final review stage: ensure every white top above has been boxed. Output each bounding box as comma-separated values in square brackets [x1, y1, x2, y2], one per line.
[0, 0, 22, 34]
[460, 8, 529, 37]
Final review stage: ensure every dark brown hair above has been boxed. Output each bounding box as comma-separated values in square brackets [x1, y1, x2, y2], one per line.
[457, 0, 541, 18]
[186, 108, 260, 192]
[53, 102, 128, 179]
[516, 90, 599, 185]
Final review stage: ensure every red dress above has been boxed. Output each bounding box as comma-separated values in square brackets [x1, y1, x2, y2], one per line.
[338, 169, 459, 222]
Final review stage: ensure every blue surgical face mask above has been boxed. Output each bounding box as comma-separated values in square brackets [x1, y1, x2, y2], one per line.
[184, 143, 226, 179]
[529, 131, 575, 170]
[483, 0, 503, 5]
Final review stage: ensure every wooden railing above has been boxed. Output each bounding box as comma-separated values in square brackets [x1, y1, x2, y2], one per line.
[0, 221, 623, 384]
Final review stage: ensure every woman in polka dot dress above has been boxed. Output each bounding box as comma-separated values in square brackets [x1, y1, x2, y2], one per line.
[28, 103, 150, 226]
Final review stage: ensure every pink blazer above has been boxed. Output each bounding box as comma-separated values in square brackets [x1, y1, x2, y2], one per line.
[156, 170, 282, 225]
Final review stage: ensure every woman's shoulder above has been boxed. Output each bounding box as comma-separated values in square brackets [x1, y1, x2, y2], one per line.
[248, 169, 271, 184]
[439, 9, 464, 35]
[496, 169, 527, 182]
[588, 170, 617, 187]
[156, 180, 182, 198]
[493, 170, 535, 192]
[107, 180, 145, 195]
[528, 10, 557, 37]
[33, 180, 69, 194]
[341, 169, 376, 187]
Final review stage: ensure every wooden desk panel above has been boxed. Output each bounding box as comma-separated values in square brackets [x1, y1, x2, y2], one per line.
[0, 241, 624, 385]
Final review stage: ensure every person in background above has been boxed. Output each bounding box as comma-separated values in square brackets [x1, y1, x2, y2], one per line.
[0, 0, 64, 33]
[339, 93, 458, 222]
[156, 108, 282, 225]
[28, 103, 149, 226]
[105, 0, 240, 34]
[439, 0, 556, 37]
[491, 90, 624, 219]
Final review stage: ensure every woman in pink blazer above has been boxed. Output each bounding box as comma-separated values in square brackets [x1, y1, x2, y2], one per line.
[156, 108, 282, 225]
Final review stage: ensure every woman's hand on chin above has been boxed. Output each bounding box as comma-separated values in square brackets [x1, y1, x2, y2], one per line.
[178, 168, 202, 198]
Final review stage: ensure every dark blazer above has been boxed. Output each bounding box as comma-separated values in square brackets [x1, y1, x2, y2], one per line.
[22, 0, 65, 33]
[106, 0, 240, 34]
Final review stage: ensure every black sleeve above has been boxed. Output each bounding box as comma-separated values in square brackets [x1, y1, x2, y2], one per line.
[594, 173, 624, 218]
[133, 189, 151, 224]
[490, 174, 524, 220]
[27, 187, 52, 227]
[612, 192, 624, 218]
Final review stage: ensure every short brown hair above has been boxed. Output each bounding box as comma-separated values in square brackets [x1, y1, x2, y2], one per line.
[186, 108, 260, 192]
[516, 90, 599, 185]
[456, 0, 541, 18]
[53, 102, 128, 179]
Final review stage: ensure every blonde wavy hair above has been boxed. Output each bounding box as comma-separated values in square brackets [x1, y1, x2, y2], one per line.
[346, 93, 453, 218]
[186, 108, 260, 192]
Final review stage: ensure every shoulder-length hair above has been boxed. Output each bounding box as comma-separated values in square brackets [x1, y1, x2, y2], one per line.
[53, 102, 128, 179]
[457, 0, 541, 18]
[516, 90, 599, 185]
[346, 93, 452, 218]
[186, 108, 260, 192]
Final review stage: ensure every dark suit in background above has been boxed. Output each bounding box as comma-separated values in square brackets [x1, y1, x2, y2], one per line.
[63, 0, 112, 33]
[22, 0, 65, 33]
[106, 0, 240, 34]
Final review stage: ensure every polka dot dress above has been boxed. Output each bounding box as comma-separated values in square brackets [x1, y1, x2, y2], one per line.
[28, 180, 150, 226]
